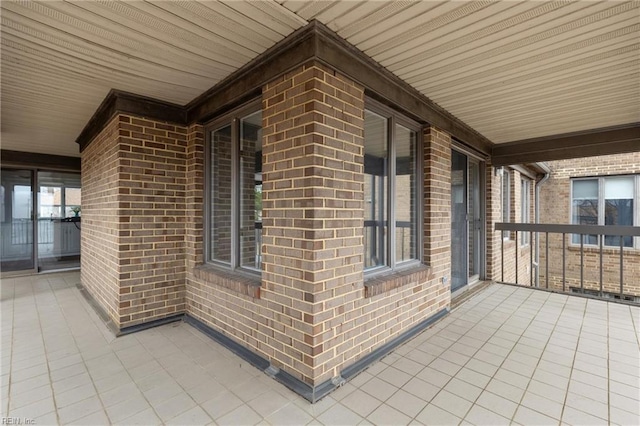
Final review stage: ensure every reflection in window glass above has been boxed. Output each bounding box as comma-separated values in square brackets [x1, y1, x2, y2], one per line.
[572, 179, 599, 245]
[604, 176, 633, 247]
[210, 124, 232, 265]
[240, 111, 263, 270]
[395, 124, 417, 263]
[364, 111, 388, 269]
[502, 170, 510, 239]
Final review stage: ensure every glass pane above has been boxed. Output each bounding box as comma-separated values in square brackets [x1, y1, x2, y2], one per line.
[240, 111, 263, 270]
[395, 124, 416, 263]
[364, 110, 388, 269]
[451, 151, 467, 291]
[502, 170, 510, 239]
[37, 171, 81, 271]
[572, 179, 598, 244]
[573, 179, 598, 199]
[521, 180, 530, 245]
[210, 124, 233, 264]
[604, 177, 634, 247]
[605, 176, 633, 199]
[1, 169, 34, 272]
[468, 159, 481, 278]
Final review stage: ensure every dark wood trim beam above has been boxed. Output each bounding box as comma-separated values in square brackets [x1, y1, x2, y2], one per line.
[77, 21, 494, 155]
[76, 90, 186, 152]
[492, 124, 640, 166]
[1, 150, 81, 171]
[186, 24, 318, 124]
[186, 20, 493, 154]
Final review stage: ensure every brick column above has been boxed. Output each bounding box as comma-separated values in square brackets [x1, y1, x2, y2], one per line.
[262, 61, 365, 385]
[424, 126, 451, 295]
[81, 114, 188, 329]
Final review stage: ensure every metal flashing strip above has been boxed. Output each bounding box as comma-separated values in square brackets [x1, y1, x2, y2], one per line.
[76, 283, 120, 337]
[77, 283, 184, 337]
[184, 308, 448, 403]
[76, 283, 449, 403]
[118, 314, 184, 336]
[341, 308, 449, 381]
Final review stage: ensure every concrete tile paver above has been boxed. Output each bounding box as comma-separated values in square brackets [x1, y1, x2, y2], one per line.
[2, 272, 639, 425]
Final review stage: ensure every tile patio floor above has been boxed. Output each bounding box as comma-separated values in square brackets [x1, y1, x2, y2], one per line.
[1, 271, 639, 425]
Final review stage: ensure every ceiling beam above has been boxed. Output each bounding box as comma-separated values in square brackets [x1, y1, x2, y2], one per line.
[491, 123, 640, 166]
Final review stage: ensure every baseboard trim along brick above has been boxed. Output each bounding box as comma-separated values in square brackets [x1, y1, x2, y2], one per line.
[79, 282, 449, 403]
[119, 314, 185, 336]
[76, 283, 121, 336]
[186, 308, 449, 403]
[77, 283, 184, 336]
[341, 307, 449, 381]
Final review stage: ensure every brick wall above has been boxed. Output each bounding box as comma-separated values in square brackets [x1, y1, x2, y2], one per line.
[539, 153, 640, 297]
[81, 115, 121, 325]
[182, 61, 451, 387]
[486, 165, 534, 285]
[81, 114, 188, 329]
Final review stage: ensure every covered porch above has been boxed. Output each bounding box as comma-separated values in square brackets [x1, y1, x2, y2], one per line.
[2, 271, 638, 425]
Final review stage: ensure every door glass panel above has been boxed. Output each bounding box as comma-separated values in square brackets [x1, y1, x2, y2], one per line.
[451, 151, 467, 291]
[1, 169, 34, 272]
[37, 171, 81, 271]
[468, 160, 480, 279]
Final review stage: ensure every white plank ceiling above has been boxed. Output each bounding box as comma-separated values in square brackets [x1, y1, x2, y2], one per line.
[2, 0, 638, 158]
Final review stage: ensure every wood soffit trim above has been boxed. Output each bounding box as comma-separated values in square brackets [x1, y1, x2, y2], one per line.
[76, 20, 495, 153]
[1, 149, 81, 171]
[492, 123, 640, 166]
[76, 89, 187, 152]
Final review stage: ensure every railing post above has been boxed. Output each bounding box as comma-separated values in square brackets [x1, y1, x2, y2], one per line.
[620, 235, 624, 298]
[580, 234, 584, 292]
[530, 231, 533, 287]
[545, 232, 549, 289]
[599, 236, 603, 298]
[515, 232, 519, 284]
[562, 232, 566, 292]
[501, 235, 504, 283]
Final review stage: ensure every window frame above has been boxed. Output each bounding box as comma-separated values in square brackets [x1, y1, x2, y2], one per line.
[502, 169, 511, 240]
[570, 174, 639, 249]
[521, 178, 531, 246]
[364, 98, 423, 276]
[204, 99, 262, 273]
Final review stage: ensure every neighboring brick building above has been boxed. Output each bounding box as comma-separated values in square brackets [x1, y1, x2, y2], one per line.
[539, 153, 640, 300]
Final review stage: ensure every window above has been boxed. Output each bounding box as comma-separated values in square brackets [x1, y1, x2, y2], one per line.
[571, 175, 638, 248]
[521, 179, 530, 246]
[208, 106, 262, 271]
[364, 105, 420, 271]
[502, 169, 510, 239]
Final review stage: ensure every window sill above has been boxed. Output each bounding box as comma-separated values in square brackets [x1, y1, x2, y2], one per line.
[567, 245, 639, 256]
[193, 264, 261, 299]
[364, 263, 431, 298]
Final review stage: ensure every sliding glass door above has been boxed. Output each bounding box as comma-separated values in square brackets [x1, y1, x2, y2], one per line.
[451, 151, 483, 292]
[1, 169, 35, 272]
[37, 171, 81, 271]
[1, 168, 81, 274]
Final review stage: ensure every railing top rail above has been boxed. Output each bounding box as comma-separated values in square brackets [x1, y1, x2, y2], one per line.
[495, 222, 640, 237]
